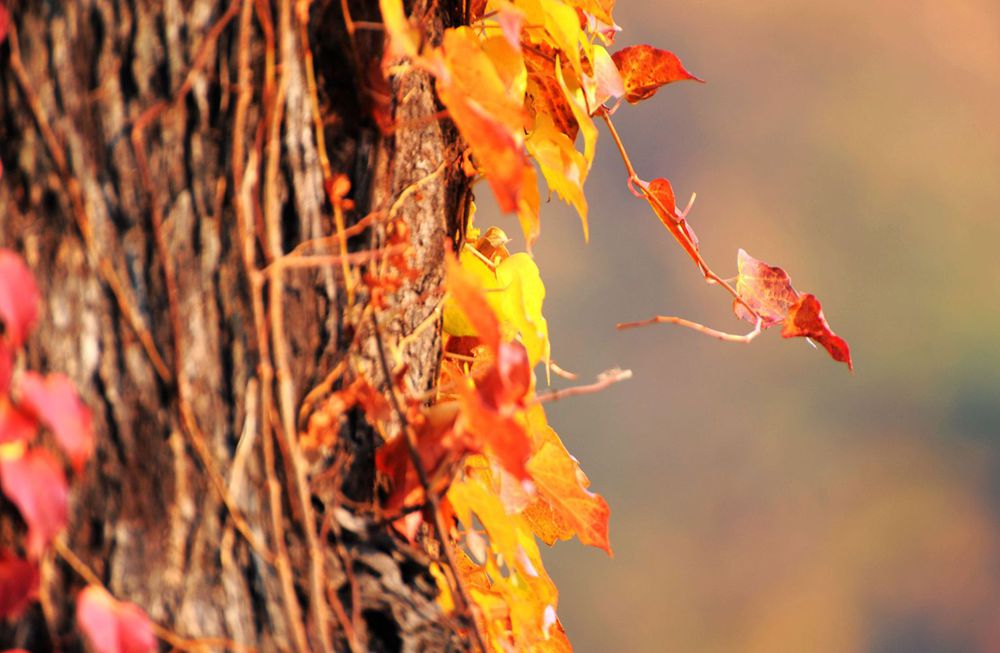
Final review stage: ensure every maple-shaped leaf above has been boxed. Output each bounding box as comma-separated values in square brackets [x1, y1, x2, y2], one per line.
[0, 552, 38, 619]
[76, 585, 157, 653]
[733, 248, 799, 327]
[782, 293, 854, 370]
[611, 45, 704, 104]
[0, 447, 69, 558]
[0, 250, 40, 349]
[0, 399, 38, 445]
[18, 372, 94, 472]
[527, 441, 612, 556]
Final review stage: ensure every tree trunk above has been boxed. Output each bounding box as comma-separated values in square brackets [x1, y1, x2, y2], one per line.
[0, 0, 470, 650]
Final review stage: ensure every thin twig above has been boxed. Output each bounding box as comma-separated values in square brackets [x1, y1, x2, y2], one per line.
[370, 313, 488, 653]
[534, 368, 632, 404]
[617, 315, 763, 344]
[597, 107, 762, 320]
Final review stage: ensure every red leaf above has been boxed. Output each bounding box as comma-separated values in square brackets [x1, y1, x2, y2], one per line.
[18, 372, 94, 472]
[0, 399, 38, 445]
[0, 342, 11, 394]
[782, 293, 854, 370]
[0, 448, 69, 558]
[477, 342, 531, 411]
[733, 249, 800, 328]
[0, 1, 9, 46]
[76, 585, 157, 653]
[611, 45, 703, 104]
[0, 552, 38, 619]
[0, 250, 40, 349]
[643, 178, 700, 260]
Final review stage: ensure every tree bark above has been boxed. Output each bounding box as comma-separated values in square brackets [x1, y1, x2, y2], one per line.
[0, 0, 469, 650]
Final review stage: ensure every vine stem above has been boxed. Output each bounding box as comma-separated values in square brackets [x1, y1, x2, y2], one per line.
[596, 107, 762, 321]
[370, 313, 489, 653]
[617, 315, 763, 344]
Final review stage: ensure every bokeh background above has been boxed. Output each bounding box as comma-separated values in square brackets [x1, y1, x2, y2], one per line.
[481, 1, 1000, 651]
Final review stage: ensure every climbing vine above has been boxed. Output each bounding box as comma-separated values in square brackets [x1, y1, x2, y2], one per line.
[0, 0, 850, 651]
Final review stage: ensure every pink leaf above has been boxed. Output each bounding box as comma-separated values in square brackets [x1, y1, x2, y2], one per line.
[19, 372, 94, 472]
[0, 448, 68, 558]
[0, 250, 40, 349]
[77, 585, 157, 653]
[0, 551, 38, 619]
[0, 342, 11, 394]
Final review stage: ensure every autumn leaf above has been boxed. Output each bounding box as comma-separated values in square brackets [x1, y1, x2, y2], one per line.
[611, 44, 704, 104]
[379, 0, 420, 60]
[443, 247, 551, 368]
[527, 441, 612, 555]
[0, 342, 11, 395]
[0, 552, 38, 619]
[443, 251, 503, 354]
[733, 248, 799, 327]
[76, 585, 157, 653]
[18, 372, 94, 472]
[0, 447, 69, 558]
[0, 250, 40, 349]
[642, 177, 700, 261]
[585, 44, 625, 110]
[0, 399, 38, 445]
[782, 293, 854, 370]
[528, 113, 589, 237]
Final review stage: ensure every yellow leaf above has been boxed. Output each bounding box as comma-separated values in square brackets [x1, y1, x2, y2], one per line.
[379, 0, 420, 59]
[528, 112, 589, 234]
[442, 249, 551, 368]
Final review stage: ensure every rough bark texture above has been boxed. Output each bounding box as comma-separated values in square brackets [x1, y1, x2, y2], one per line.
[0, 0, 469, 650]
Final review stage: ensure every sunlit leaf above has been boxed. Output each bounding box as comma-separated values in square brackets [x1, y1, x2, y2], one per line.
[782, 293, 854, 370]
[527, 441, 612, 555]
[528, 113, 589, 236]
[612, 44, 703, 104]
[733, 248, 799, 328]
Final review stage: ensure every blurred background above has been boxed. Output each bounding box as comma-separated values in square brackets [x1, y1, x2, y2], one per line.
[480, 0, 1000, 650]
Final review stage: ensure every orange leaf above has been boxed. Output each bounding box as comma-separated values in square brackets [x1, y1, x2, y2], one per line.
[0, 447, 68, 558]
[643, 178, 700, 261]
[76, 585, 157, 653]
[527, 442, 612, 556]
[611, 44, 703, 105]
[782, 293, 854, 370]
[733, 248, 799, 328]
